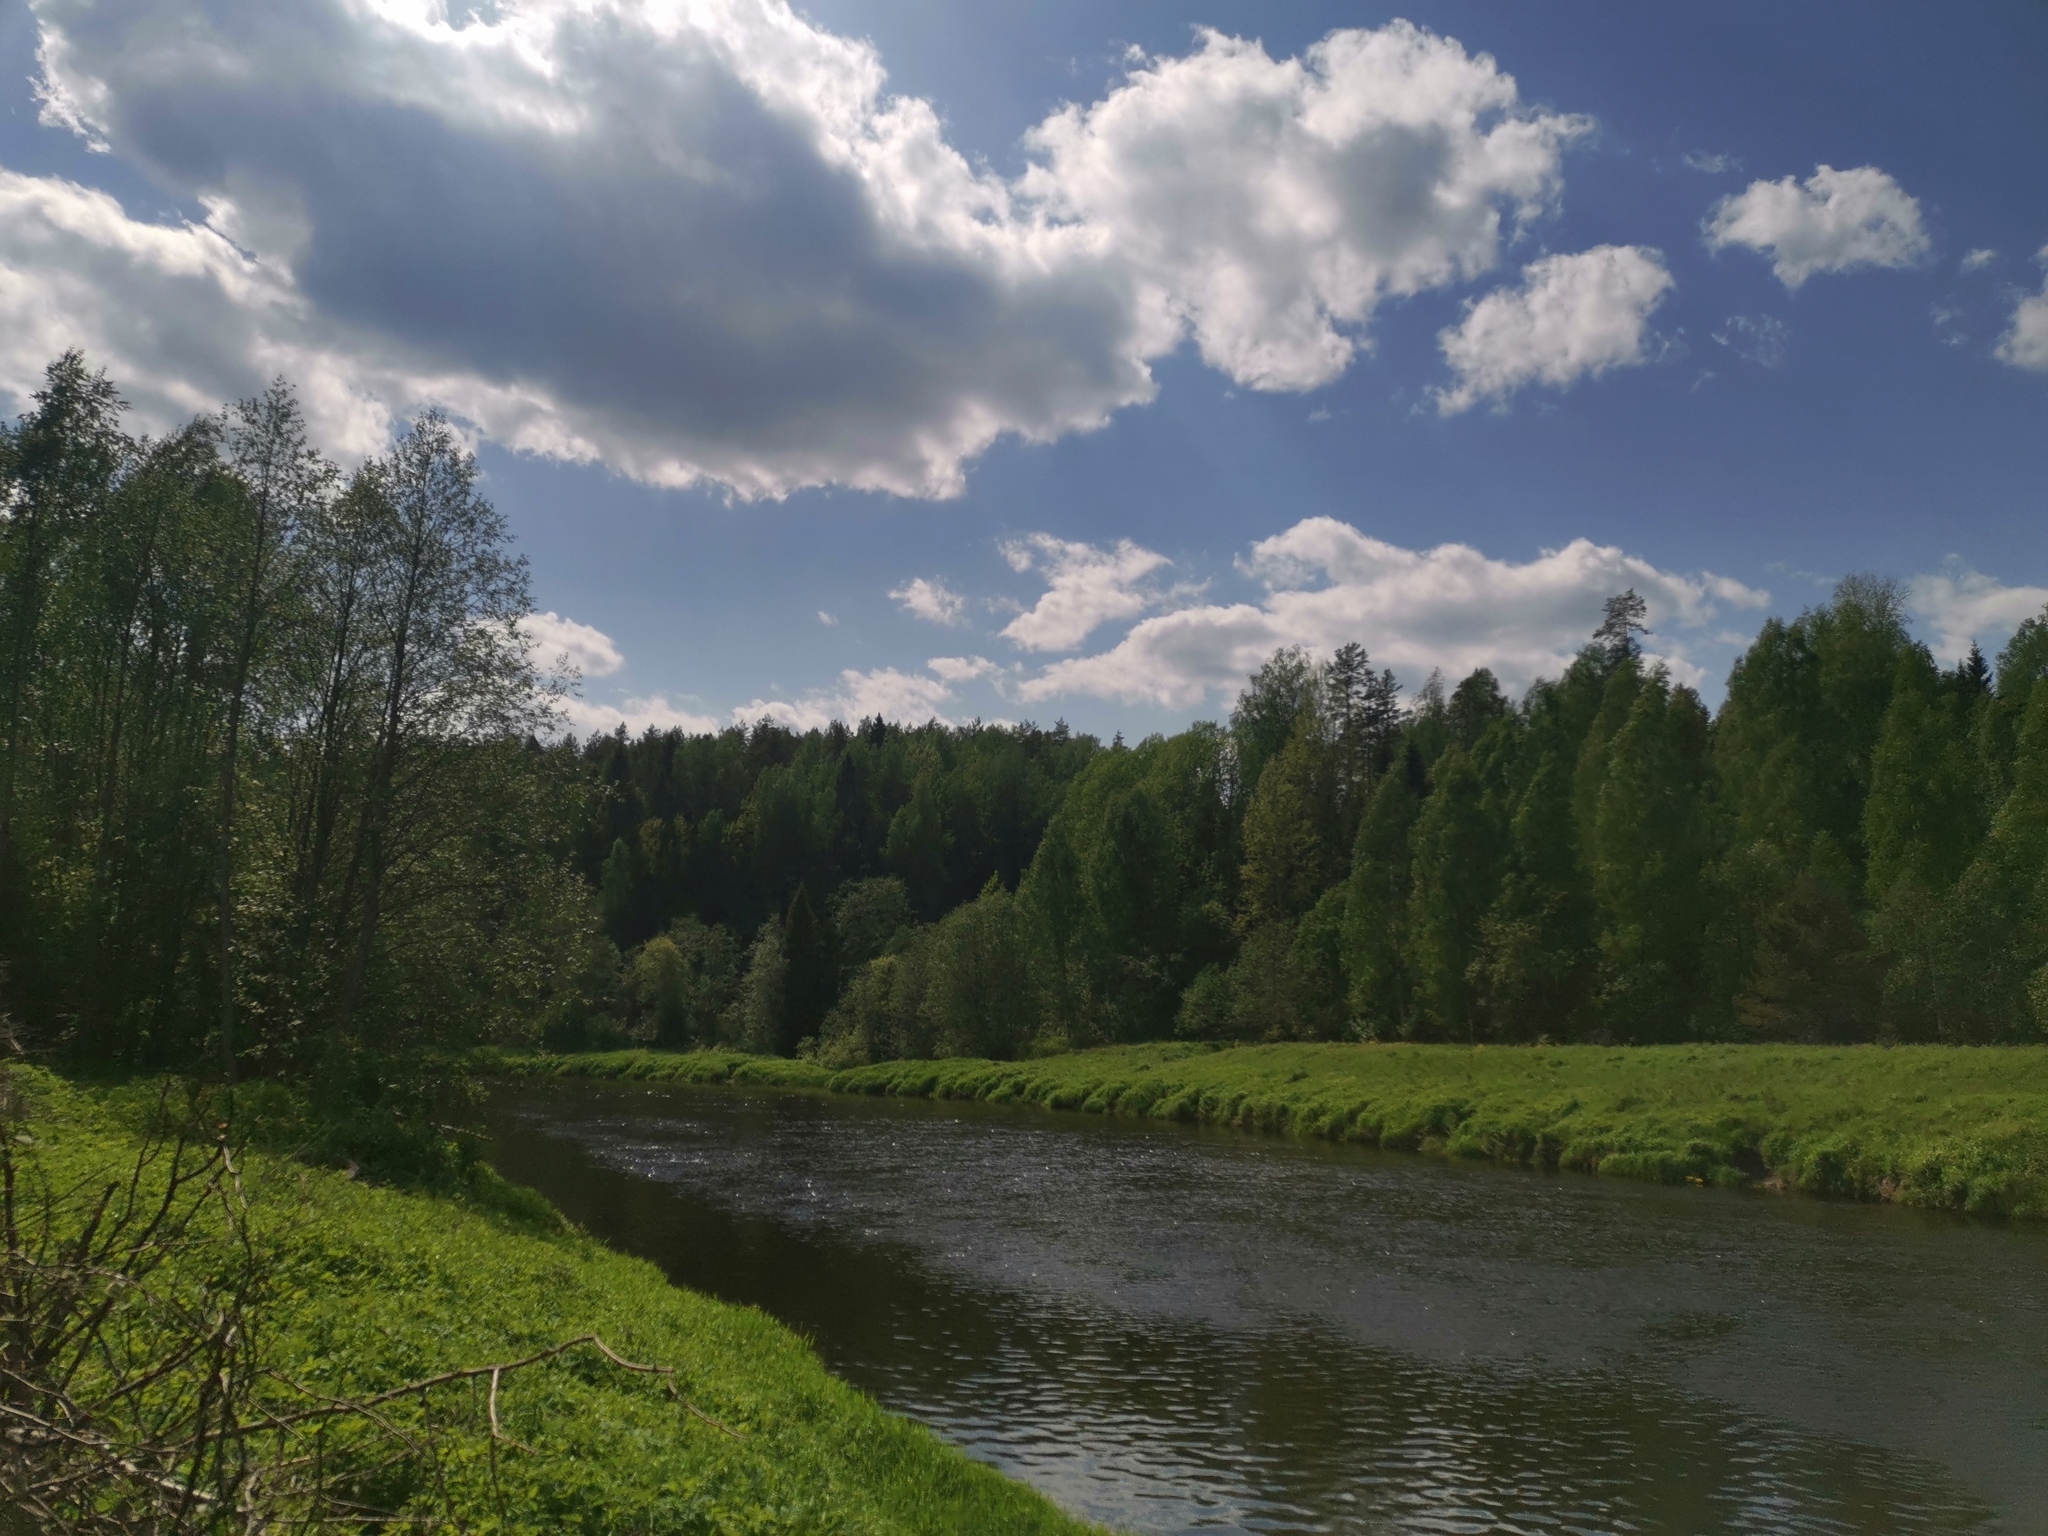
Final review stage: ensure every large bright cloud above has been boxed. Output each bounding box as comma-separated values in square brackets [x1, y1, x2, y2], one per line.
[1021, 24, 1588, 392]
[1996, 249, 2048, 373]
[0, 171, 391, 456]
[1704, 165, 1929, 289]
[1021, 517, 1767, 707]
[1434, 244, 1672, 414]
[1907, 560, 2048, 663]
[14, 3, 1590, 497]
[999, 534, 1174, 651]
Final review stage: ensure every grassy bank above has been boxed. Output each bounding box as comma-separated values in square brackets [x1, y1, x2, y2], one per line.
[490, 1042, 2048, 1218]
[13, 1070, 1097, 1535]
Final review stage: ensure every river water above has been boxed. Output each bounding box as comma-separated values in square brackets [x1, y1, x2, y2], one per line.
[483, 1081, 2048, 1535]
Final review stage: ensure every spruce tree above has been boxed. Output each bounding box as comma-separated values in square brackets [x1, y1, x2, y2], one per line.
[1589, 677, 1718, 1041]
[780, 882, 839, 1054]
[1406, 729, 1512, 1039]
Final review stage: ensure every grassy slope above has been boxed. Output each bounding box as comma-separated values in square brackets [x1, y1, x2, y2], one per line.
[493, 1043, 2048, 1218]
[24, 1073, 1097, 1536]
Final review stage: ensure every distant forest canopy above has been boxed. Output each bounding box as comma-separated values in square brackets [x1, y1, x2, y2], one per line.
[581, 580, 2048, 1058]
[6, 355, 2048, 1097]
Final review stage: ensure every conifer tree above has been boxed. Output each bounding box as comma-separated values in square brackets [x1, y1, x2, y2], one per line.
[780, 883, 839, 1053]
[1238, 713, 1338, 929]
[1407, 725, 1513, 1039]
[1589, 676, 1718, 1040]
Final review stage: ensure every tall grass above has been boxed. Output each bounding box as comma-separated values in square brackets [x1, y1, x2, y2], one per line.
[498, 1043, 2048, 1218]
[13, 1069, 1099, 1534]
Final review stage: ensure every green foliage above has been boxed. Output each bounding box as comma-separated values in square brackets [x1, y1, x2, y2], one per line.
[1342, 755, 1421, 1037]
[17, 1072, 1096, 1533]
[516, 1041, 2048, 1220]
[0, 356, 584, 1086]
[1019, 726, 1235, 1042]
[872, 1044, 2048, 1217]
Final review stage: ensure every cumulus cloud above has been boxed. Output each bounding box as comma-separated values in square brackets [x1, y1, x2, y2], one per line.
[1021, 23, 1589, 392]
[1995, 249, 2048, 373]
[1961, 248, 1997, 273]
[559, 693, 725, 738]
[889, 577, 969, 626]
[518, 610, 625, 680]
[1021, 516, 1766, 707]
[926, 655, 1001, 683]
[999, 534, 1173, 651]
[0, 170, 389, 455]
[1704, 165, 1929, 289]
[1908, 560, 2048, 662]
[736, 667, 956, 731]
[16, 3, 1591, 495]
[1434, 245, 1673, 413]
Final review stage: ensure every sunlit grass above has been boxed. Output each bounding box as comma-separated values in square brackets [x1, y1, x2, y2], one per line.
[22, 1070, 1101, 1535]
[502, 1043, 2048, 1218]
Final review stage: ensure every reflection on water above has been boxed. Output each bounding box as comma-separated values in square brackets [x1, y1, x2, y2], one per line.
[484, 1082, 2048, 1535]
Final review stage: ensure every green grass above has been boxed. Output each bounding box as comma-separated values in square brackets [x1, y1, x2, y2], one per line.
[17, 1069, 1099, 1535]
[496, 1043, 2048, 1219]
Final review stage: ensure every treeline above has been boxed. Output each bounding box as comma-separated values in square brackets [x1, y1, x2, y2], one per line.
[581, 587, 2048, 1060]
[0, 354, 596, 1097]
[11, 352, 2048, 1086]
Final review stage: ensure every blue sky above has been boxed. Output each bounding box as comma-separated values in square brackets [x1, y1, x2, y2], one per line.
[2, 0, 2045, 738]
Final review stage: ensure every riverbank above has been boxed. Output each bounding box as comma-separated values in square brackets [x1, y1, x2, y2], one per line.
[11, 1069, 1098, 1534]
[484, 1042, 2048, 1218]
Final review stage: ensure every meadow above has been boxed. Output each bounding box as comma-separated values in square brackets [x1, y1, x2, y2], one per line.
[5, 1068, 1099, 1534]
[489, 1042, 2048, 1219]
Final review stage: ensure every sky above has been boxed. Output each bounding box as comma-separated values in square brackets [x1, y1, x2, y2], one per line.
[2, 0, 2045, 739]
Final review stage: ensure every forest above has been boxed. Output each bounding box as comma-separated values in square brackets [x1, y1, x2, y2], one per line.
[5, 354, 2048, 1108]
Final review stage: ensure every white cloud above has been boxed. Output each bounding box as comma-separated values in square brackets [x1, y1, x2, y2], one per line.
[1021, 516, 1766, 707]
[1434, 245, 1673, 414]
[16, 5, 1591, 495]
[560, 693, 725, 738]
[735, 667, 955, 731]
[999, 533, 1173, 651]
[1908, 560, 2048, 662]
[1021, 23, 1590, 392]
[0, 170, 389, 456]
[1704, 165, 1929, 289]
[518, 610, 625, 679]
[1961, 248, 1997, 273]
[889, 577, 969, 626]
[1682, 151, 1739, 175]
[817, 611, 837, 626]
[927, 654, 1000, 682]
[1995, 249, 2048, 373]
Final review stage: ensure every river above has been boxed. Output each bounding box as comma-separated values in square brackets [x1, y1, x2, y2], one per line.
[483, 1080, 2048, 1534]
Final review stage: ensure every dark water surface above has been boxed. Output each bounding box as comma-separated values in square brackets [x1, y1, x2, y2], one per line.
[483, 1082, 2048, 1535]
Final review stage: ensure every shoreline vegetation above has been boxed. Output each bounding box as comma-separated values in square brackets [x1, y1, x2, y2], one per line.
[7, 1068, 1099, 1534]
[484, 1042, 2048, 1220]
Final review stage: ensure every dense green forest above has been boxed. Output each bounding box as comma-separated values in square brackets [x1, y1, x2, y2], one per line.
[6, 355, 2048, 1103]
[581, 585, 2048, 1058]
